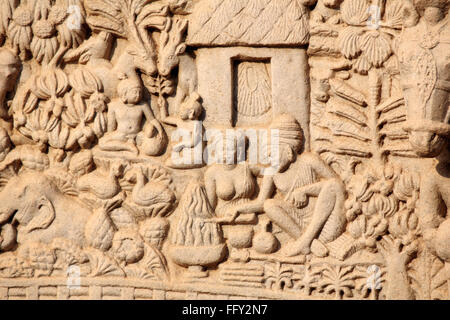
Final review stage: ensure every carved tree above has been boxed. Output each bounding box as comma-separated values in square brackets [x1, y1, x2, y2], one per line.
[310, 0, 415, 170]
[144, 16, 187, 111]
[85, 0, 188, 111]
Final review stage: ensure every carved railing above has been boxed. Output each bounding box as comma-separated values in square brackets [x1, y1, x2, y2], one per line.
[0, 277, 314, 300]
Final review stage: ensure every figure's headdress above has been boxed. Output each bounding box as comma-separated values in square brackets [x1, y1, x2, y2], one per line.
[269, 114, 303, 154]
[117, 77, 142, 99]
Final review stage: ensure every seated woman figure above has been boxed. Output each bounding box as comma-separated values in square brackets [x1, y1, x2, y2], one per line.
[205, 132, 258, 222]
[232, 114, 346, 256]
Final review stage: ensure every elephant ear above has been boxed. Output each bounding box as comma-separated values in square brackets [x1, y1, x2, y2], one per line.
[24, 197, 55, 233]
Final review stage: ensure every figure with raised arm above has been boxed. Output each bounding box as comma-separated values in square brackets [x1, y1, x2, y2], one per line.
[161, 92, 205, 168]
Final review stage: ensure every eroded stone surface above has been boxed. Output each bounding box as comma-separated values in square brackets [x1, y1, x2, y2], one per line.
[0, 0, 448, 300]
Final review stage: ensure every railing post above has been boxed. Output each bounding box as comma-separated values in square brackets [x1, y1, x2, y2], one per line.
[89, 285, 102, 300]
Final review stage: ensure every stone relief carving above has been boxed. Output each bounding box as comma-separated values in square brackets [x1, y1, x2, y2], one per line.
[0, 0, 448, 300]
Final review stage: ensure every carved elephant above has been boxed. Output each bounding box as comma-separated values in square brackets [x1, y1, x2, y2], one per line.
[0, 171, 92, 249]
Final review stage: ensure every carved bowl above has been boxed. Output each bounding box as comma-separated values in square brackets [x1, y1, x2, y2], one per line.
[169, 244, 227, 268]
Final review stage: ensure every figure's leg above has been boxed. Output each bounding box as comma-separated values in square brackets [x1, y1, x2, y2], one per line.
[99, 132, 138, 155]
[99, 132, 121, 150]
[318, 184, 347, 244]
[165, 157, 204, 169]
[125, 137, 139, 156]
[264, 199, 302, 239]
[284, 178, 345, 256]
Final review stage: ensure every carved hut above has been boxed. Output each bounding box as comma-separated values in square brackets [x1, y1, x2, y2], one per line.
[187, 0, 311, 148]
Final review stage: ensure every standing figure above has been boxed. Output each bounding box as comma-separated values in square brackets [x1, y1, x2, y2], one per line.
[398, 1, 450, 270]
[399, 0, 450, 157]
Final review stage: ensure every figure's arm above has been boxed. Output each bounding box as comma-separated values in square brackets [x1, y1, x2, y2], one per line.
[106, 104, 117, 132]
[161, 115, 180, 126]
[174, 122, 202, 151]
[307, 152, 339, 180]
[141, 102, 155, 122]
[204, 168, 218, 209]
[295, 181, 327, 197]
[159, 103, 179, 126]
[291, 153, 341, 204]
[187, 122, 202, 148]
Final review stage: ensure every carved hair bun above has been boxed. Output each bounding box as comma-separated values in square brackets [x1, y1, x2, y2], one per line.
[269, 114, 303, 154]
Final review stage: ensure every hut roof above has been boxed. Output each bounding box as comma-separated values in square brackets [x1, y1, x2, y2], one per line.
[187, 0, 310, 47]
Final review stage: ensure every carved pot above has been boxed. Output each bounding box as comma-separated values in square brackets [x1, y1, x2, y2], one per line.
[253, 219, 278, 254]
[253, 232, 278, 254]
[228, 226, 253, 249]
[169, 244, 227, 268]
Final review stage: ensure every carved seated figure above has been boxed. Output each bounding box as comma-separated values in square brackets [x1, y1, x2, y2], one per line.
[161, 92, 204, 168]
[99, 78, 165, 157]
[233, 114, 346, 256]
